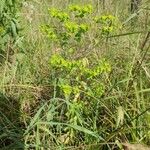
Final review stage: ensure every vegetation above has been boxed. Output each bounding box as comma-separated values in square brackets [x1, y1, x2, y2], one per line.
[0, 0, 20, 57]
[0, 0, 150, 149]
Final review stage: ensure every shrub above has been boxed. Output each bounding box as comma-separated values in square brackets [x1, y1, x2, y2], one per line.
[40, 4, 113, 146]
[41, 4, 121, 56]
[0, 0, 21, 56]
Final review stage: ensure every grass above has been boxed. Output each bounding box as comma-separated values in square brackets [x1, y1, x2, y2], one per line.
[0, 0, 150, 149]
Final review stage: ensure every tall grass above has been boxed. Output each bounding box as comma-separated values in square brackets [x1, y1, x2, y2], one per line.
[0, 0, 150, 149]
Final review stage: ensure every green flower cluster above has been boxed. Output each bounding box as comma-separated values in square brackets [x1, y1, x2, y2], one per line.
[49, 8, 70, 22]
[49, 53, 111, 140]
[42, 6, 90, 44]
[95, 15, 119, 34]
[41, 4, 121, 50]
[64, 21, 88, 41]
[41, 25, 57, 40]
[69, 4, 93, 17]
[50, 54, 111, 82]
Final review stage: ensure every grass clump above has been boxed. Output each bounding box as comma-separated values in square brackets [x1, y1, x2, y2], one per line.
[0, 0, 150, 150]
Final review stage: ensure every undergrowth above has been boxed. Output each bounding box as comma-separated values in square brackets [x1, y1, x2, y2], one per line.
[0, 0, 150, 150]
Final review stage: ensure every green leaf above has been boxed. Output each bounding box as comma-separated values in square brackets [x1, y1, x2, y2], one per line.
[25, 102, 48, 134]
[37, 121, 102, 139]
[0, 0, 5, 14]
[11, 20, 17, 37]
[116, 106, 124, 129]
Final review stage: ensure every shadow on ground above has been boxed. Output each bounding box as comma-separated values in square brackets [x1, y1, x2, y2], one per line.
[0, 92, 24, 150]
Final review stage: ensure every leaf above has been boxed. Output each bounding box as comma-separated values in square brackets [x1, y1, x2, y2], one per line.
[0, 0, 5, 14]
[37, 121, 103, 140]
[122, 9, 143, 25]
[11, 20, 17, 37]
[7, 0, 13, 6]
[39, 126, 60, 144]
[116, 106, 124, 128]
[24, 102, 48, 134]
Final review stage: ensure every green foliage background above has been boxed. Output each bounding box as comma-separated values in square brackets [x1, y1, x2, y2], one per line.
[0, 0, 20, 55]
[0, 0, 150, 150]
